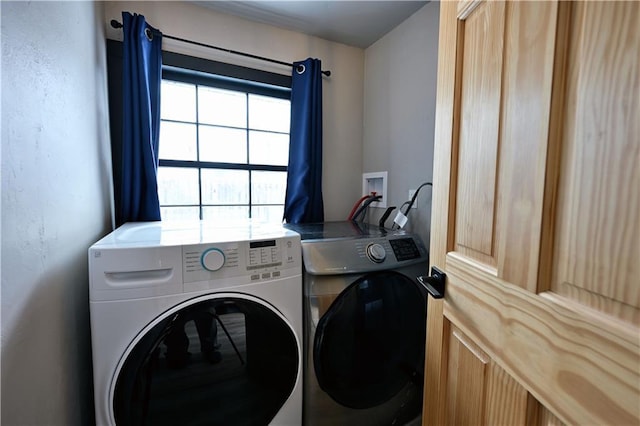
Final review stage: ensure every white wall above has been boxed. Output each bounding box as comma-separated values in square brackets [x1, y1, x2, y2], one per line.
[104, 1, 366, 221]
[1, 2, 112, 424]
[363, 2, 440, 246]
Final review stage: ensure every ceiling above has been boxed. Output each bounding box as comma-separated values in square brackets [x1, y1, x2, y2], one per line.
[193, 1, 429, 48]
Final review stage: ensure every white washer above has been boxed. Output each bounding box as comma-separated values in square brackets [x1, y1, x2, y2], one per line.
[89, 221, 303, 426]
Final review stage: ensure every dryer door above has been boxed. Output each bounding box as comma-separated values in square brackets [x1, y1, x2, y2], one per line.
[314, 271, 426, 413]
[112, 294, 299, 426]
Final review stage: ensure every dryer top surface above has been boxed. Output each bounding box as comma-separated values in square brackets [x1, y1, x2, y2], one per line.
[283, 221, 405, 242]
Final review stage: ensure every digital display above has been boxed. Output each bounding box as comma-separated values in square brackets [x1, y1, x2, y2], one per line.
[250, 240, 276, 249]
[389, 238, 421, 261]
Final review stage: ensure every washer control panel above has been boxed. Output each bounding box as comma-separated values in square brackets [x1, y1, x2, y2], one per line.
[183, 236, 300, 284]
[301, 234, 428, 275]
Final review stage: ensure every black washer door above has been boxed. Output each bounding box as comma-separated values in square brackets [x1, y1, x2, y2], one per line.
[113, 295, 299, 426]
[314, 271, 426, 409]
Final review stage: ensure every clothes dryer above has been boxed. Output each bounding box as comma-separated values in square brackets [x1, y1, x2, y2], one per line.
[284, 221, 429, 426]
[89, 221, 303, 426]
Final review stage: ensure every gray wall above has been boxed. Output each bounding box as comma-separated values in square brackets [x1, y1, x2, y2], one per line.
[363, 2, 440, 246]
[1, 2, 112, 424]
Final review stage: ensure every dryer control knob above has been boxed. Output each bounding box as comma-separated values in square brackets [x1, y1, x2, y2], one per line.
[201, 248, 225, 271]
[366, 243, 386, 263]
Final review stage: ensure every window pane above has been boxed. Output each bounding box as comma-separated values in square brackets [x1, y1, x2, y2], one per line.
[202, 206, 250, 221]
[199, 126, 247, 164]
[157, 167, 199, 205]
[159, 122, 197, 161]
[251, 171, 286, 204]
[201, 169, 249, 205]
[251, 205, 284, 223]
[249, 94, 290, 133]
[198, 86, 246, 128]
[161, 81, 196, 122]
[249, 131, 289, 166]
[161, 206, 200, 221]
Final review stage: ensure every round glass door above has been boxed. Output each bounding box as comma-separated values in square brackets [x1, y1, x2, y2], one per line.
[314, 271, 426, 411]
[113, 295, 299, 426]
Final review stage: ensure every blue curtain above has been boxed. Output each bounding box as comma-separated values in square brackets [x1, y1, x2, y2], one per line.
[283, 58, 324, 224]
[118, 12, 162, 225]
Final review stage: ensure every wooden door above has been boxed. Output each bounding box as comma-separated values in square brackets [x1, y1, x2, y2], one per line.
[423, 1, 639, 425]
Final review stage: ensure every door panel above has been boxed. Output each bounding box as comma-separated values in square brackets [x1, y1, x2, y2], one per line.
[424, 1, 640, 425]
[548, 1, 640, 319]
[497, 0, 558, 292]
[536, 407, 566, 426]
[445, 325, 489, 425]
[454, 0, 504, 266]
[443, 254, 638, 425]
[442, 323, 533, 425]
[484, 360, 529, 426]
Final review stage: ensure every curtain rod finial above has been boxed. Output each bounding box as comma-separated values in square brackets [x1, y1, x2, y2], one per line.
[110, 19, 123, 29]
[322, 70, 331, 77]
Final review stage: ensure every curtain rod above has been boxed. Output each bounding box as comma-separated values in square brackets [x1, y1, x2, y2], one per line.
[110, 20, 331, 77]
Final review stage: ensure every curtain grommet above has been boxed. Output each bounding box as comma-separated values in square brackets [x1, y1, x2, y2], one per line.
[145, 27, 153, 41]
[296, 64, 306, 74]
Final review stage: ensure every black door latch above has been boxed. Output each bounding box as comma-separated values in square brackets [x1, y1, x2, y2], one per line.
[417, 267, 446, 299]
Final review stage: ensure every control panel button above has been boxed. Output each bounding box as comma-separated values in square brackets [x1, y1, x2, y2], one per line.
[201, 248, 225, 271]
[366, 243, 387, 263]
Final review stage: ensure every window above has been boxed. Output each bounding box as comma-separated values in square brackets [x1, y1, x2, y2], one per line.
[157, 63, 291, 223]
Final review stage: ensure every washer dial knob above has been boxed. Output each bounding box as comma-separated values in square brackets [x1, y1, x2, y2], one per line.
[201, 248, 225, 271]
[366, 243, 386, 263]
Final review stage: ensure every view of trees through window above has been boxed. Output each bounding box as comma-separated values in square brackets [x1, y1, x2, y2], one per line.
[158, 76, 291, 223]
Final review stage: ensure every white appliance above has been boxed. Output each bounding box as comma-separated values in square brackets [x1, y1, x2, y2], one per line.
[89, 221, 303, 426]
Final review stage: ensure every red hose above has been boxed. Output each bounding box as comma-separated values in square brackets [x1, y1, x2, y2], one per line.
[348, 195, 373, 220]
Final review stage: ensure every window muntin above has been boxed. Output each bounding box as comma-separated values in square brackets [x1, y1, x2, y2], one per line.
[158, 70, 290, 223]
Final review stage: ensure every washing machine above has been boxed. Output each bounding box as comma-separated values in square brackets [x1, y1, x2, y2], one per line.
[89, 220, 303, 426]
[283, 221, 429, 426]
